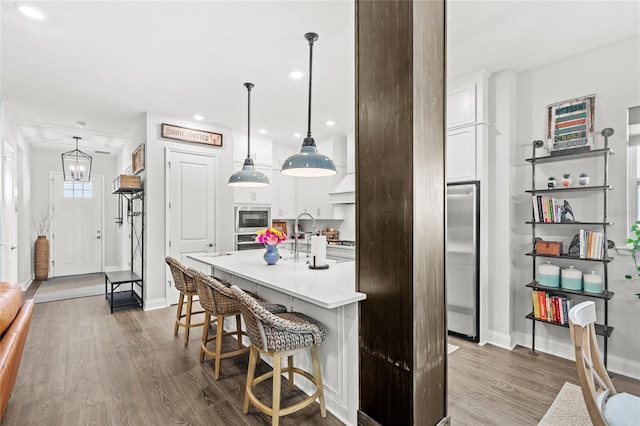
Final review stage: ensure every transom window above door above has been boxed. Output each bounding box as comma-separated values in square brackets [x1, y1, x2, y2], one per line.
[63, 181, 93, 198]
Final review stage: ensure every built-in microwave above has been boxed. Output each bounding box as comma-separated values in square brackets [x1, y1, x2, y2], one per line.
[235, 206, 271, 233]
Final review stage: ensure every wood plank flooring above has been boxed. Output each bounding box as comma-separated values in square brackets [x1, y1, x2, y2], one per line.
[4, 291, 640, 425]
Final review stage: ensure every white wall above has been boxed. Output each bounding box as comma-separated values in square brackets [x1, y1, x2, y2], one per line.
[512, 35, 640, 378]
[144, 113, 235, 310]
[30, 147, 119, 272]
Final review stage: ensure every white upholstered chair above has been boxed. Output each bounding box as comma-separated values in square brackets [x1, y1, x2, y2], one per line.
[568, 301, 640, 425]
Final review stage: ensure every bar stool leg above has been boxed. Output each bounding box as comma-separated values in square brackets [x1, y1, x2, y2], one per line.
[174, 293, 184, 335]
[200, 312, 211, 363]
[272, 352, 282, 426]
[244, 346, 258, 414]
[235, 314, 243, 350]
[214, 314, 224, 380]
[287, 356, 294, 391]
[184, 294, 194, 344]
[311, 346, 326, 417]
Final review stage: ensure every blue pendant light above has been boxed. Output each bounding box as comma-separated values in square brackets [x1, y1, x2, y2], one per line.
[281, 32, 337, 177]
[228, 82, 270, 187]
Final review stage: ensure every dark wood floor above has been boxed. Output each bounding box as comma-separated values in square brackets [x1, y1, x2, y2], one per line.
[4, 288, 640, 425]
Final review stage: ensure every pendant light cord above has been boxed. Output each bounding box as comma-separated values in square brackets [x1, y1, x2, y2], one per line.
[307, 37, 314, 137]
[244, 82, 254, 162]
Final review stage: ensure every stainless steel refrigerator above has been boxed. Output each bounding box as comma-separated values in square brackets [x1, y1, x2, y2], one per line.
[446, 181, 480, 341]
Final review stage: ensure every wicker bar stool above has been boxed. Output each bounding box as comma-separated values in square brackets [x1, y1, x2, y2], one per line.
[165, 257, 207, 344]
[188, 268, 287, 381]
[230, 285, 327, 426]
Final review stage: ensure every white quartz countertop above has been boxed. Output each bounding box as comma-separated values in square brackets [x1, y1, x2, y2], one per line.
[188, 250, 366, 309]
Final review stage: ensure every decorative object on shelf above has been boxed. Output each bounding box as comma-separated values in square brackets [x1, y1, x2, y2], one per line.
[281, 32, 337, 178]
[113, 174, 141, 191]
[229, 83, 270, 187]
[161, 123, 223, 147]
[32, 208, 52, 281]
[583, 271, 603, 294]
[561, 173, 572, 187]
[547, 94, 595, 155]
[255, 227, 287, 265]
[624, 222, 640, 299]
[578, 172, 589, 186]
[547, 177, 556, 189]
[536, 240, 563, 256]
[568, 233, 581, 255]
[560, 200, 575, 223]
[538, 261, 560, 288]
[61, 136, 92, 182]
[132, 144, 145, 175]
[561, 266, 583, 291]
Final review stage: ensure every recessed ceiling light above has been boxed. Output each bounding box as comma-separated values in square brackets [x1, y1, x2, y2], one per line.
[76, 121, 86, 128]
[325, 120, 335, 126]
[19, 6, 45, 20]
[289, 71, 304, 79]
[293, 133, 301, 138]
[193, 115, 204, 120]
[259, 129, 267, 134]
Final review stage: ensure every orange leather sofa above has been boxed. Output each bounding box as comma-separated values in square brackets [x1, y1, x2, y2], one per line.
[0, 282, 34, 420]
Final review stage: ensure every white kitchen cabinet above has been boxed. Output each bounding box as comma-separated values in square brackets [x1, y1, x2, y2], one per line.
[447, 81, 477, 129]
[271, 171, 297, 219]
[234, 138, 272, 166]
[296, 166, 346, 219]
[446, 126, 476, 182]
[232, 163, 272, 204]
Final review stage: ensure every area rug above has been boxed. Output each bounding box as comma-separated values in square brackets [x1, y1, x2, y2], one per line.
[447, 343, 459, 355]
[538, 382, 591, 425]
[33, 273, 104, 303]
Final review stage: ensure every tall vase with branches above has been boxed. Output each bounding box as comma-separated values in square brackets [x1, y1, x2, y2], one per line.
[33, 208, 52, 281]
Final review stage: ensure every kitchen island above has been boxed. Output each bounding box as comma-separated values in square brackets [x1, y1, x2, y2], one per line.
[187, 250, 365, 426]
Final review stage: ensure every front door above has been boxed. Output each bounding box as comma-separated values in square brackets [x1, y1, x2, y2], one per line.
[51, 173, 103, 276]
[167, 150, 216, 303]
[1, 141, 17, 284]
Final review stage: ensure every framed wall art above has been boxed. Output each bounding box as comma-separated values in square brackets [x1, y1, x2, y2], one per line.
[132, 144, 145, 175]
[547, 95, 595, 156]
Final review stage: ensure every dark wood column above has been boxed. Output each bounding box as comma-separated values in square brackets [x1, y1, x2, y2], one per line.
[356, 1, 447, 425]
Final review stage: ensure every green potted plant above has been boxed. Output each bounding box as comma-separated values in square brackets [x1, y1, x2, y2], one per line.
[625, 221, 640, 299]
[547, 176, 556, 189]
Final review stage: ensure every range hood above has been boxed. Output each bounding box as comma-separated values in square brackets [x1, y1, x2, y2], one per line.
[329, 173, 355, 204]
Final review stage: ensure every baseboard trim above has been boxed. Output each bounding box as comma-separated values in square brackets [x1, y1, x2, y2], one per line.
[103, 266, 120, 272]
[515, 331, 640, 380]
[20, 277, 33, 291]
[144, 297, 168, 311]
[484, 329, 516, 350]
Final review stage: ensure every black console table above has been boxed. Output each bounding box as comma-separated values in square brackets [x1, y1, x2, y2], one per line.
[105, 270, 143, 313]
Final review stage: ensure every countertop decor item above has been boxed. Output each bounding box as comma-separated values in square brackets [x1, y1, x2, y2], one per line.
[281, 32, 337, 177]
[255, 227, 287, 265]
[228, 82, 270, 187]
[61, 136, 92, 182]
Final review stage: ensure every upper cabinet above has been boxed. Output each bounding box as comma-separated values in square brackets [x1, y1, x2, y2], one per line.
[446, 71, 489, 183]
[272, 144, 298, 219]
[234, 138, 272, 166]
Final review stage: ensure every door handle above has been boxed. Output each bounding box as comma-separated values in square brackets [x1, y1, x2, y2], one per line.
[208, 243, 214, 247]
[10, 245, 17, 250]
[96, 236, 101, 239]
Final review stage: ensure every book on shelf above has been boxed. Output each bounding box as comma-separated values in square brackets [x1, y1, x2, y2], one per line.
[531, 195, 564, 223]
[531, 290, 572, 325]
[579, 229, 606, 259]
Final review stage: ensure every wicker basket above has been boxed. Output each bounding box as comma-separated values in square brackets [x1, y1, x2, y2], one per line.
[34, 236, 49, 281]
[113, 174, 141, 191]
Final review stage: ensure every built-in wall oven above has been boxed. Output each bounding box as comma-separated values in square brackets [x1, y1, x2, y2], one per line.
[235, 206, 271, 251]
[235, 206, 271, 233]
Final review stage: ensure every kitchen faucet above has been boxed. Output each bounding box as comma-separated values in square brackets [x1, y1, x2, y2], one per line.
[294, 212, 316, 262]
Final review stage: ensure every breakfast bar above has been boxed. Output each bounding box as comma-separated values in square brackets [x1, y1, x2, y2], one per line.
[187, 250, 365, 426]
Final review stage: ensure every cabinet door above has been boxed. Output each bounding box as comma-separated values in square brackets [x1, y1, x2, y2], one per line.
[447, 81, 476, 129]
[297, 177, 334, 218]
[272, 171, 296, 219]
[234, 139, 272, 166]
[446, 127, 476, 182]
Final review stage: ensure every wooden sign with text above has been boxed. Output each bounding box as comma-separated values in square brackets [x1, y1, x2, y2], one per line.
[161, 123, 223, 147]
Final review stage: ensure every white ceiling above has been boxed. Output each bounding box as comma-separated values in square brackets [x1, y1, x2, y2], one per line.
[2, 1, 639, 153]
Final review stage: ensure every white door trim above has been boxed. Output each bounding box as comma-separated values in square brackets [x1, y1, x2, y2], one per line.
[165, 146, 221, 305]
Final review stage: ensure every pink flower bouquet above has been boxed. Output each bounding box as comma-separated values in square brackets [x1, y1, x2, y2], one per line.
[255, 227, 287, 245]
